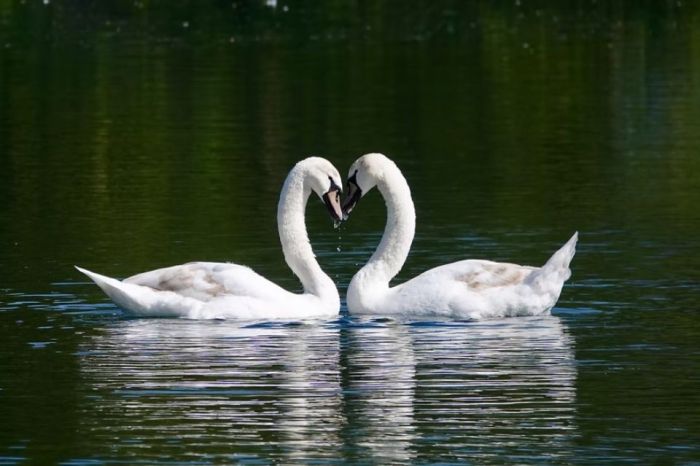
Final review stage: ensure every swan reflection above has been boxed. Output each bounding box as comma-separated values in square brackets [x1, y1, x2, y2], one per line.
[78, 316, 576, 462]
[341, 315, 577, 462]
[340, 321, 417, 463]
[78, 320, 342, 462]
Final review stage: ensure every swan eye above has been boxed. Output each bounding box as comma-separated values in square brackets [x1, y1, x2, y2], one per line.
[328, 176, 341, 193]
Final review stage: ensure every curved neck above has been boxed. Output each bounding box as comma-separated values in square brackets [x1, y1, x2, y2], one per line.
[356, 166, 416, 287]
[277, 169, 339, 305]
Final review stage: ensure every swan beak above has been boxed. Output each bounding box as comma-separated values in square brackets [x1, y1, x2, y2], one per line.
[341, 178, 362, 219]
[322, 187, 343, 224]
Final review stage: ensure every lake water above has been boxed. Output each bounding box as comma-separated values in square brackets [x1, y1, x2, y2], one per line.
[1, 2, 699, 464]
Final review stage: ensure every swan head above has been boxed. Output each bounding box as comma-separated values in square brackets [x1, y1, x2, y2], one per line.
[300, 157, 344, 224]
[342, 152, 392, 218]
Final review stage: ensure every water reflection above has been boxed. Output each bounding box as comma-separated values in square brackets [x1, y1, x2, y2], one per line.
[341, 322, 417, 463]
[342, 317, 577, 463]
[77, 316, 575, 463]
[78, 320, 343, 463]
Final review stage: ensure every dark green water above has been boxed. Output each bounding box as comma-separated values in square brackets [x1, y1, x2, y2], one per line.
[1, 2, 700, 464]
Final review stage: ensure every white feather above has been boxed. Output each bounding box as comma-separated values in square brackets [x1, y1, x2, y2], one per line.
[345, 153, 577, 319]
[76, 157, 343, 320]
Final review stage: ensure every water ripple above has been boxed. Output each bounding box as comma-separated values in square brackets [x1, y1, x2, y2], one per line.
[73, 316, 576, 464]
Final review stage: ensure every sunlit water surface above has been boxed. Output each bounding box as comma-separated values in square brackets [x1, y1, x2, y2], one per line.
[2, 2, 700, 465]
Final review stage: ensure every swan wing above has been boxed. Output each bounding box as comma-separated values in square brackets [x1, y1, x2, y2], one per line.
[415, 260, 536, 291]
[389, 233, 578, 318]
[76, 264, 304, 319]
[76, 266, 203, 317]
[374, 260, 538, 319]
[124, 262, 290, 302]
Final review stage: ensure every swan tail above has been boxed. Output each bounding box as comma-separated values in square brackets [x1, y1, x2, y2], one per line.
[75, 266, 196, 317]
[525, 232, 578, 293]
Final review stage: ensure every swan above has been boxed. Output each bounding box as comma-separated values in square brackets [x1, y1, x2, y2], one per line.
[341, 153, 577, 319]
[76, 157, 344, 320]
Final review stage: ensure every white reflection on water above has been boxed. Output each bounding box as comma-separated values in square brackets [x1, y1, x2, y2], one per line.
[342, 316, 577, 463]
[78, 320, 343, 463]
[77, 316, 576, 463]
[341, 322, 417, 463]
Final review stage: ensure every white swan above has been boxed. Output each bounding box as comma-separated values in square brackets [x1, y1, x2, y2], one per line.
[341, 153, 577, 319]
[76, 157, 344, 320]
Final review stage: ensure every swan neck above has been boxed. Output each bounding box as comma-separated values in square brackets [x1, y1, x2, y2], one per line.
[362, 167, 416, 285]
[277, 170, 338, 305]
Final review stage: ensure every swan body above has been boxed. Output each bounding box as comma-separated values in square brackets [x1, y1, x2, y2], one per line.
[342, 153, 577, 319]
[77, 157, 344, 320]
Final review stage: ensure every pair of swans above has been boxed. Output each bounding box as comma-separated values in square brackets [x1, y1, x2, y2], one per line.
[77, 154, 577, 320]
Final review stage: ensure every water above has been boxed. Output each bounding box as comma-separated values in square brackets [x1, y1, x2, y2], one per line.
[1, 2, 700, 464]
